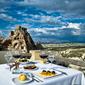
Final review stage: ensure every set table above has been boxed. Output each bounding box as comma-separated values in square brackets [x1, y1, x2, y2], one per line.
[0, 60, 85, 85]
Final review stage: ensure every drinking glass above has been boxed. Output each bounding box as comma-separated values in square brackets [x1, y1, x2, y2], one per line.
[48, 52, 55, 69]
[5, 51, 12, 66]
[12, 50, 21, 62]
[40, 50, 48, 63]
[39, 50, 48, 69]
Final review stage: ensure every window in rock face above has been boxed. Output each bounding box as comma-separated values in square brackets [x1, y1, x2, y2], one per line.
[21, 46, 24, 49]
[14, 43, 17, 48]
[11, 31, 14, 36]
[14, 37, 16, 40]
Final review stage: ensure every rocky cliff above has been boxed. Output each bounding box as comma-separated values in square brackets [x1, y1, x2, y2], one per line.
[0, 26, 43, 52]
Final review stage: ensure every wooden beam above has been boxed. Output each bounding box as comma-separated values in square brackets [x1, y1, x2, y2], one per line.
[55, 56, 85, 67]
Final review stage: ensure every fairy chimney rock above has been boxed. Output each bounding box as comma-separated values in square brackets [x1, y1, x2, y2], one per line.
[1, 26, 43, 52]
[15, 26, 21, 31]
[36, 41, 43, 50]
[22, 27, 27, 31]
[9, 26, 38, 52]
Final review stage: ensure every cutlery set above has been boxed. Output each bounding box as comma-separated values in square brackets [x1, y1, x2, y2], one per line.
[26, 73, 43, 82]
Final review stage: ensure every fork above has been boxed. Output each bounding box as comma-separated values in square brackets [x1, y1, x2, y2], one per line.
[30, 73, 43, 82]
[26, 73, 39, 82]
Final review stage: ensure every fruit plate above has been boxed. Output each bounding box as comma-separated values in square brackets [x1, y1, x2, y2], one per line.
[34, 69, 62, 79]
[12, 76, 32, 84]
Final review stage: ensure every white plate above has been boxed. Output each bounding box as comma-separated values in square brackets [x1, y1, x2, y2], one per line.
[12, 76, 32, 84]
[23, 66, 39, 71]
[19, 61, 36, 65]
[17, 59, 29, 65]
[20, 62, 29, 65]
[34, 69, 62, 79]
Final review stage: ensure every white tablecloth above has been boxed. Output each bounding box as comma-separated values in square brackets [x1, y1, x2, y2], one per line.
[0, 61, 85, 85]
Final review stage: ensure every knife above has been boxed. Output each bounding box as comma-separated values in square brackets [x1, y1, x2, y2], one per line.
[31, 73, 43, 82]
[26, 73, 39, 82]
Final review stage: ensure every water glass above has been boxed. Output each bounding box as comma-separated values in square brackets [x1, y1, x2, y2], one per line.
[48, 52, 55, 69]
[5, 51, 12, 66]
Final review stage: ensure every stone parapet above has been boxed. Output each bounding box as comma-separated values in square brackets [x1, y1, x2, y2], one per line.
[21, 53, 31, 59]
[0, 51, 31, 64]
[29, 50, 42, 61]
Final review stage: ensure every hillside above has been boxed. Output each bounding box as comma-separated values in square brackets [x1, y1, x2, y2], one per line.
[42, 43, 85, 59]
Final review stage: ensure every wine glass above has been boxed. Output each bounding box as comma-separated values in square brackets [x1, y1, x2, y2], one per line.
[5, 51, 12, 67]
[48, 52, 55, 69]
[12, 50, 21, 62]
[40, 50, 48, 63]
[39, 50, 48, 69]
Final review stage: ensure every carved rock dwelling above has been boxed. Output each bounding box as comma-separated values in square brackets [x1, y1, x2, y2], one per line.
[1, 26, 43, 52]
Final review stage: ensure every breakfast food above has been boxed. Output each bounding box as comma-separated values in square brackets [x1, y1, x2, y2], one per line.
[40, 60, 47, 64]
[40, 70, 55, 76]
[19, 74, 27, 81]
[23, 65, 36, 69]
[17, 58, 29, 62]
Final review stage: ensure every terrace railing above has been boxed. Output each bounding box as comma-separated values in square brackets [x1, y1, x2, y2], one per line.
[55, 56, 85, 67]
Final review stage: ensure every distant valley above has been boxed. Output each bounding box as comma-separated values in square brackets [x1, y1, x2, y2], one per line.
[40, 41, 85, 44]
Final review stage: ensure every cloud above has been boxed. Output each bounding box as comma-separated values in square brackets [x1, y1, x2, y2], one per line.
[24, 14, 66, 27]
[6, 25, 17, 30]
[17, 0, 84, 11]
[0, 0, 14, 10]
[6, 23, 33, 31]
[62, 23, 80, 29]
[1, 0, 85, 19]
[17, 11, 28, 16]
[29, 22, 81, 36]
[0, 30, 3, 35]
[17, 11, 22, 14]
[72, 30, 80, 35]
[0, 0, 85, 42]
[0, 9, 6, 12]
[16, 0, 85, 19]
[0, 13, 20, 22]
[29, 21, 82, 41]
[0, 29, 10, 38]
[79, 23, 85, 35]
[5, 21, 84, 42]
[33, 28, 48, 34]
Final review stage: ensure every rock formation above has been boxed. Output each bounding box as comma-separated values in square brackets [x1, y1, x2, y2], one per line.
[36, 41, 43, 50]
[0, 26, 43, 52]
[0, 37, 3, 51]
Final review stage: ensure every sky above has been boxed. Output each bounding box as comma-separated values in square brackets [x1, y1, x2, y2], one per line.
[0, 0, 85, 43]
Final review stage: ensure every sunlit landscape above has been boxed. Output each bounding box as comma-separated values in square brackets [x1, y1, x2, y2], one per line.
[42, 43, 85, 58]
[0, 0, 85, 84]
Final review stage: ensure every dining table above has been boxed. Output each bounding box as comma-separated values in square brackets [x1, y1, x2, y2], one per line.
[0, 60, 85, 85]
